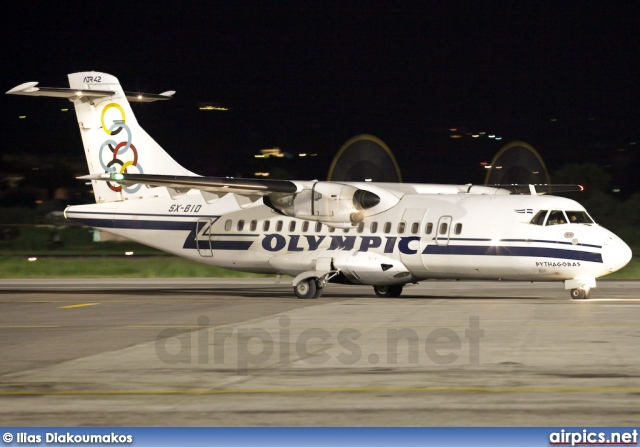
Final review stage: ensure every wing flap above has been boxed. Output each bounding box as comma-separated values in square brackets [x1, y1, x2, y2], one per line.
[79, 173, 300, 195]
[487, 184, 584, 195]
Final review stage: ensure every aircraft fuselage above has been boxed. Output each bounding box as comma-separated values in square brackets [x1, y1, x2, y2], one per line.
[66, 189, 630, 285]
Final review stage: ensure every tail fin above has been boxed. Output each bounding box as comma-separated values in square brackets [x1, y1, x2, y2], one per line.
[8, 71, 195, 203]
[68, 72, 195, 202]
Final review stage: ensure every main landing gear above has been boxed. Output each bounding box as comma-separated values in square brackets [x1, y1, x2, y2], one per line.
[292, 271, 339, 299]
[294, 278, 323, 299]
[295, 281, 406, 299]
[373, 284, 404, 298]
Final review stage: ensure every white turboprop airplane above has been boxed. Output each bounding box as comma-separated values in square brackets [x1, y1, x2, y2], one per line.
[7, 72, 632, 299]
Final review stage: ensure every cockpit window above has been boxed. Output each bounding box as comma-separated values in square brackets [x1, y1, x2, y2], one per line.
[530, 210, 548, 225]
[545, 210, 568, 225]
[565, 211, 594, 224]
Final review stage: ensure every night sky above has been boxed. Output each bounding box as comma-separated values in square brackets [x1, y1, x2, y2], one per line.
[2, 2, 639, 192]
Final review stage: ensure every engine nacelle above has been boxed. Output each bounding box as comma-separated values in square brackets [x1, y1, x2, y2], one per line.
[264, 181, 383, 228]
[270, 249, 411, 286]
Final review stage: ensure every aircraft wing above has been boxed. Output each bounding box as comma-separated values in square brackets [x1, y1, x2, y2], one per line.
[81, 172, 584, 197]
[78, 173, 300, 195]
[487, 184, 584, 195]
[79, 173, 388, 228]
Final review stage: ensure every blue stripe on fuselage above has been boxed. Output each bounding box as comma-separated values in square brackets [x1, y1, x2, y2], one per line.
[423, 245, 602, 263]
[66, 216, 603, 261]
[68, 217, 194, 231]
[182, 229, 255, 251]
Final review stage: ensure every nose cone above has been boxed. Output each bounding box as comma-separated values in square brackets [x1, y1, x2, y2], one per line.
[601, 235, 633, 273]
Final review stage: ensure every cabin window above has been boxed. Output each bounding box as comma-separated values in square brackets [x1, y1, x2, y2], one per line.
[357, 222, 364, 233]
[315, 222, 323, 232]
[439, 222, 448, 235]
[545, 210, 567, 226]
[454, 223, 462, 235]
[383, 222, 392, 234]
[370, 222, 378, 233]
[263, 220, 270, 232]
[276, 220, 283, 232]
[302, 221, 309, 232]
[289, 221, 296, 232]
[397, 222, 406, 234]
[224, 220, 232, 231]
[329, 226, 335, 233]
[425, 222, 433, 234]
[411, 222, 419, 234]
[250, 220, 257, 231]
[237, 220, 245, 231]
[566, 211, 594, 224]
[343, 227, 350, 233]
[530, 210, 548, 225]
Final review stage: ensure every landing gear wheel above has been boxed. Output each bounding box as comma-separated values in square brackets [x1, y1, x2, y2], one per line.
[313, 286, 324, 298]
[570, 288, 589, 300]
[374, 284, 404, 298]
[294, 278, 317, 299]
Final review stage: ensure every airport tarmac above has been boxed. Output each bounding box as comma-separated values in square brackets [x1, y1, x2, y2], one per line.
[0, 278, 639, 426]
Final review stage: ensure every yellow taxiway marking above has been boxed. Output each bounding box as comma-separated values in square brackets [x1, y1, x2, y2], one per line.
[127, 326, 222, 329]
[58, 303, 99, 309]
[1, 386, 640, 396]
[125, 323, 640, 329]
[0, 326, 60, 329]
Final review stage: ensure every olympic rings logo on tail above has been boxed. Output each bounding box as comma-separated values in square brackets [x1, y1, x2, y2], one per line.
[98, 102, 143, 193]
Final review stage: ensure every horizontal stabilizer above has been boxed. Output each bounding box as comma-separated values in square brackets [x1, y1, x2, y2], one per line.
[6, 82, 174, 102]
[6, 82, 114, 99]
[123, 91, 174, 102]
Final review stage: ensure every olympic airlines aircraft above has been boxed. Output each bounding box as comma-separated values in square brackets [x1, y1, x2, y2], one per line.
[7, 72, 632, 299]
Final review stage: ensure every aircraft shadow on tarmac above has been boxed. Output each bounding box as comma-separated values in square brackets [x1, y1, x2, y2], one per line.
[0, 287, 553, 300]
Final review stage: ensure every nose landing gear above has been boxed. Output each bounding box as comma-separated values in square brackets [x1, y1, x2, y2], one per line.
[570, 288, 591, 300]
[566, 278, 595, 300]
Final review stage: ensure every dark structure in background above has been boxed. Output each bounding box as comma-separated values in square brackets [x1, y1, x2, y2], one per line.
[327, 135, 402, 183]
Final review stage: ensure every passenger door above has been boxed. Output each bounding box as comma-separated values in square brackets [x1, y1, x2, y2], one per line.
[436, 215, 452, 246]
[195, 218, 213, 257]
[400, 208, 429, 272]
